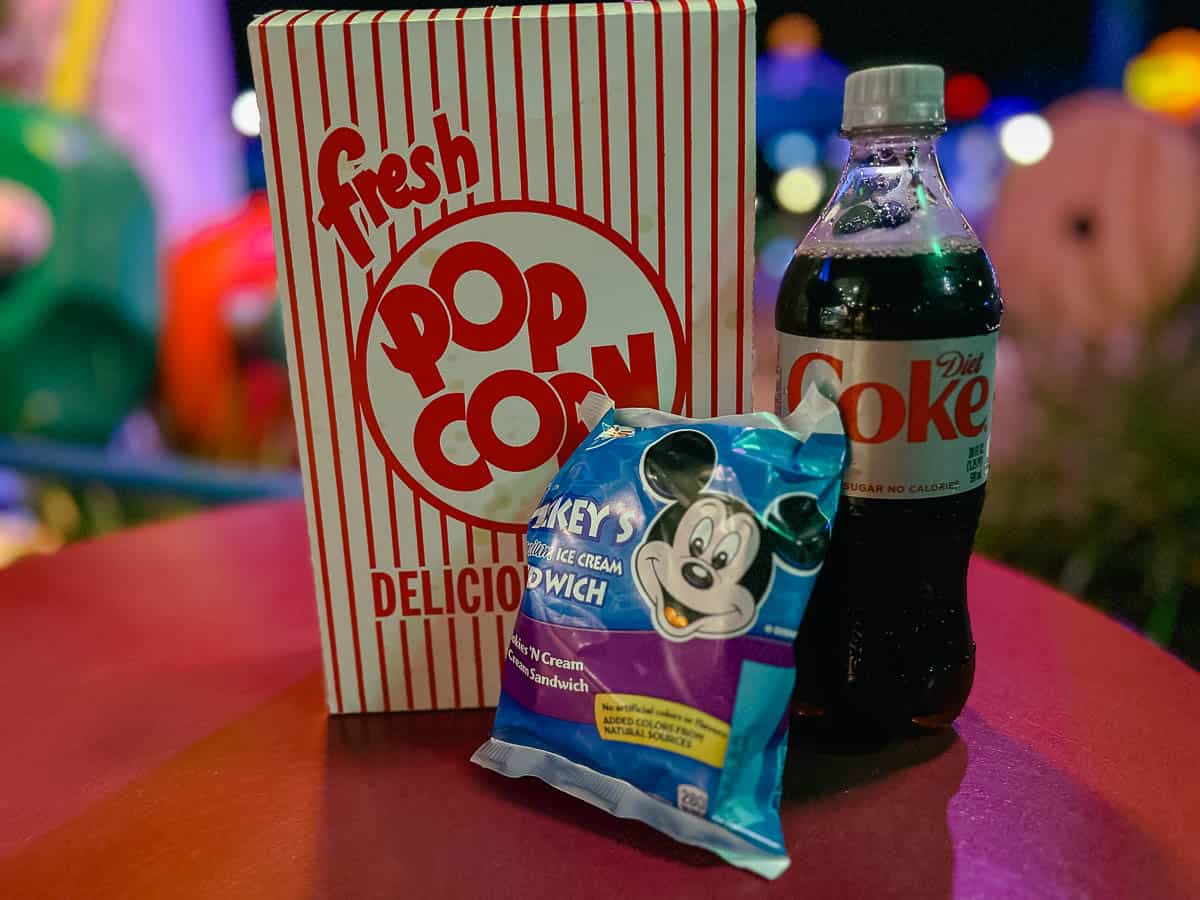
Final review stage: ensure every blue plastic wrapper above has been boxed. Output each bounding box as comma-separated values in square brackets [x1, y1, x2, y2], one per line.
[471, 388, 846, 878]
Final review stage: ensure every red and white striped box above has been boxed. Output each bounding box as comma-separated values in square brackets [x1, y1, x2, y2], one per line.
[249, 3, 755, 713]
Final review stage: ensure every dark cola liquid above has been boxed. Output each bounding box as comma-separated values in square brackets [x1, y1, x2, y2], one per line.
[777, 243, 1002, 735]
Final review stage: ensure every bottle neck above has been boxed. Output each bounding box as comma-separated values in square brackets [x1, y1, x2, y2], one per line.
[799, 127, 978, 256]
[845, 129, 944, 177]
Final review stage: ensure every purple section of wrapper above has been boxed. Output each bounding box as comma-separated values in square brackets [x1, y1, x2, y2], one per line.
[501, 613, 793, 725]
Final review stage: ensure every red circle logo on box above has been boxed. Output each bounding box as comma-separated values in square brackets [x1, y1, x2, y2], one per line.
[355, 201, 686, 532]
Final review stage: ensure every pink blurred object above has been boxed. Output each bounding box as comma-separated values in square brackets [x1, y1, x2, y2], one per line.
[986, 93, 1200, 464]
[0, 0, 58, 93]
[0, 179, 53, 271]
[94, 0, 244, 243]
[0, 0, 244, 244]
[988, 336, 1036, 464]
[988, 92, 1200, 341]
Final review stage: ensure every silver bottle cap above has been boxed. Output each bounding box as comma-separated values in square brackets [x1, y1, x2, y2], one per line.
[841, 64, 945, 131]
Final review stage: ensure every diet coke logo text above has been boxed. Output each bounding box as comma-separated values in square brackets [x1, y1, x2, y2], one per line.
[787, 346, 990, 444]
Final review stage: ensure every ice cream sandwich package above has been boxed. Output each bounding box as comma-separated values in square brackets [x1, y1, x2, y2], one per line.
[472, 388, 846, 878]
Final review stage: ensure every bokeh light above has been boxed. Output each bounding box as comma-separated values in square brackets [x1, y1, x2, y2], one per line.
[1125, 44, 1200, 122]
[773, 166, 825, 214]
[945, 73, 991, 120]
[755, 51, 846, 139]
[765, 130, 818, 171]
[998, 114, 1053, 166]
[937, 126, 999, 223]
[231, 90, 261, 137]
[766, 13, 821, 57]
[982, 96, 1037, 125]
[823, 133, 849, 169]
[759, 235, 798, 280]
[957, 125, 1002, 173]
[1146, 26, 1200, 56]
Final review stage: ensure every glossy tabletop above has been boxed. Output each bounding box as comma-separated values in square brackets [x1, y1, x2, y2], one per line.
[1, 500, 1197, 899]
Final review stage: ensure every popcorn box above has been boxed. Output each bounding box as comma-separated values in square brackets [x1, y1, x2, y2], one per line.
[249, 2, 755, 713]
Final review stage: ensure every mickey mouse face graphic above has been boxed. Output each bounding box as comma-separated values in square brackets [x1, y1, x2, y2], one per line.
[633, 429, 832, 641]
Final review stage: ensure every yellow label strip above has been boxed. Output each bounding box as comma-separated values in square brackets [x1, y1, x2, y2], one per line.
[46, 0, 118, 113]
[594, 693, 730, 768]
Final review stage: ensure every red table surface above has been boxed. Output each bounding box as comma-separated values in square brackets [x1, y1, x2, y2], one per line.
[0, 500, 1197, 899]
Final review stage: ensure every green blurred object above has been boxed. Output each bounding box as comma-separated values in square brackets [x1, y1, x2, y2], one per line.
[0, 98, 157, 443]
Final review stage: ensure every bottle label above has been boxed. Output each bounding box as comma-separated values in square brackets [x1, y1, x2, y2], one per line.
[777, 333, 998, 499]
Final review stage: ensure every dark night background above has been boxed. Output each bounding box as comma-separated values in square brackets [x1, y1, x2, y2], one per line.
[3, 1, 1198, 665]
[217, 0, 1200, 666]
[227, 1, 1199, 95]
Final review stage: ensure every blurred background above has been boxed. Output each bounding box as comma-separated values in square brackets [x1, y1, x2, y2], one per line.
[0, 1, 1197, 665]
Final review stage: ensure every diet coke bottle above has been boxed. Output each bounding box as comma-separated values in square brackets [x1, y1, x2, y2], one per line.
[776, 65, 1003, 734]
